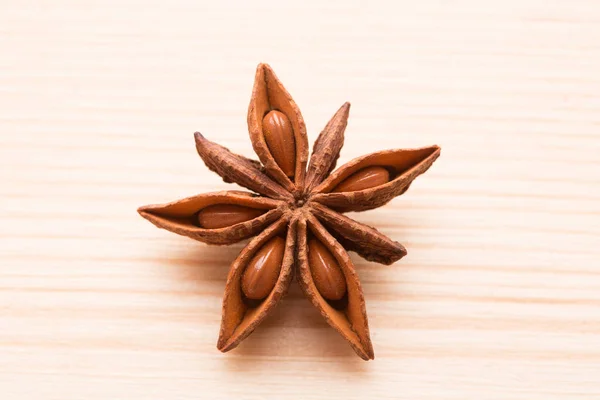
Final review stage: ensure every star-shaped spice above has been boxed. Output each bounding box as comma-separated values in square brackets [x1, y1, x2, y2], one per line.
[138, 63, 441, 360]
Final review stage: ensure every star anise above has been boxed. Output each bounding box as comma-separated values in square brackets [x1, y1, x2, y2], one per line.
[138, 63, 441, 360]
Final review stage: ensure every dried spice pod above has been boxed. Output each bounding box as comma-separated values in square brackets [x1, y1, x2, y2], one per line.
[139, 63, 441, 360]
[218, 216, 296, 352]
[297, 216, 374, 360]
[304, 102, 350, 194]
[247, 63, 309, 194]
[138, 191, 284, 245]
[195, 133, 292, 201]
[309, 202, 406, 265]
[311, 146, 441, 212]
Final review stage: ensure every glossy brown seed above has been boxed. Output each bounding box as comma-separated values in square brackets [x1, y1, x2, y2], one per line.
[262, 110, 296, 178]
[332, 166, 390, 193]
[196, 204, 265, 229]
[241, 236, 286, 300]
[308, 238, 347, 301]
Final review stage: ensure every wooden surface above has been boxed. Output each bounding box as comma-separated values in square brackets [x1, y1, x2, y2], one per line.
[1, 1, 599, 398]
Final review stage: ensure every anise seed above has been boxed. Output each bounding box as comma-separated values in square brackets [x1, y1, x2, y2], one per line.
[262, 110, 296, 178]
[332, 166, 390, 193]
[308, 238, 347, 301]
[241, 236, 286, 300]
[196, 204, 265, 229]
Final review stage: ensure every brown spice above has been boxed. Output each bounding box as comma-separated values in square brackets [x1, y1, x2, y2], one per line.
[241, 235, 286, 300]
[138, 63, 441, 360]
[332, 166, 390, 193]
[196, 204, 265, 229]
[262, 110, 296, 178]
[307, 238, 347, 301]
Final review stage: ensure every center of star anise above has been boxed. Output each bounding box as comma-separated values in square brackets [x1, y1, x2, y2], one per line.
[290, 191, 311, 209]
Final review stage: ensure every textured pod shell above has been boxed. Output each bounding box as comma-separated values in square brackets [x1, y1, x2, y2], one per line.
[309, 202, 407, 265]
[217, 216, 297, 353]
[137, 191, 284, 245]
[304, 102, 350, 193]
[194, 133, 292, 201]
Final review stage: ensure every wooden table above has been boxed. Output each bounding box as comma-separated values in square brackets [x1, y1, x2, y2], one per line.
[1, 1, 599, 398]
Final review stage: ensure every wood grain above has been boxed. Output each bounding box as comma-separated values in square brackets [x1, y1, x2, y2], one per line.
[1, 0, 599, 398]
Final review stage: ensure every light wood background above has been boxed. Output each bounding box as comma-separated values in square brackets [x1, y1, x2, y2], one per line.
[1, 1, 599, 399]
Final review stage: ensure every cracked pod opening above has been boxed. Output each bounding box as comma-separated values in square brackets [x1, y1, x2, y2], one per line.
[297, 216, 374, 360]
[217, 216, 297, 352]
[137, 191, 283, 245]
[247, 63, 309, 194]
[312, 145, 441, 212]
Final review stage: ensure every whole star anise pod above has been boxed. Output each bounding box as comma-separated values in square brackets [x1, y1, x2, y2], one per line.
[138, 63, 440, 360]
